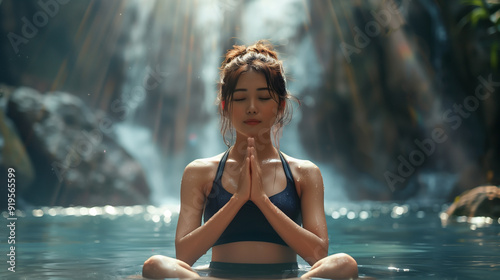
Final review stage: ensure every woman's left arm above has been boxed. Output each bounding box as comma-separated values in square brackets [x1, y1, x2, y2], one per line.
[253, 158, 329, 265]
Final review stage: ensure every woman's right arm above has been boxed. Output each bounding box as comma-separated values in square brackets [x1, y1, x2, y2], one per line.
[174, 158, 249, 266]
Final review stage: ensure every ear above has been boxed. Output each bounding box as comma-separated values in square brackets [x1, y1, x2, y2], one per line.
[221, 101, 225, 110]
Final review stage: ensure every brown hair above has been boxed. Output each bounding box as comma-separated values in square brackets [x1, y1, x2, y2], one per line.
[217, 40, 297, 146]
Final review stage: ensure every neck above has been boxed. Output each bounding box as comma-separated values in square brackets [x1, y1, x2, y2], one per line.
[231, 132, 279, 161]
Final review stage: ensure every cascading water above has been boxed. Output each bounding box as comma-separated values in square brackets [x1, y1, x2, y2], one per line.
[239, 0, 350, 202]
[108, 0, 465, 205]
[113, 0, 235, 205]
[111, 0, 349, 205]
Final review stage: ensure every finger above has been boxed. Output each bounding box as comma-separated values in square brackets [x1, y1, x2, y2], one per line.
[251, 146, 258, 163]
[246, 156, 252, 194]
[246, 147, 251, 171]
[246, 146, 251, 158]
[248, 154, 253, 176]
[250, 154, 256, 177]
[240, 153, 250, 179]
[246, 156, 251, 175]
[247, 137, 254, 148]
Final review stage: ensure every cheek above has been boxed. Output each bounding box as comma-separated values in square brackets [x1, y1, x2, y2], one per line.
[229, 104, 245, 118]
[267, 103, 280, 116]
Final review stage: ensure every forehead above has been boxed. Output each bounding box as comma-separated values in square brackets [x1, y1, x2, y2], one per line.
[235, 71, 268, 88]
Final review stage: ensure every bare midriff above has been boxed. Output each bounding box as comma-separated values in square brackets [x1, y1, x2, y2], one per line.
[211, 241, 297, 263]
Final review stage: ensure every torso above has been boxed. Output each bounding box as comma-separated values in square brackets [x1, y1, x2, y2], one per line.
[199, 150, 303, 264]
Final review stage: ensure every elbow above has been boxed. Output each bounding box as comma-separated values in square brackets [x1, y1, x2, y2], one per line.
[174, 240, 192, 266]
[175, 239, 201, 266]
[318, 239, 329, 259]
[175, 247, 196, 266]
[175, 252, 194, 267]
[305, 240, 329, 265]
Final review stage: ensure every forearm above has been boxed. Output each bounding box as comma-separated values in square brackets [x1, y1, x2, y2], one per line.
[175, 195, 246, 265]
[255, 196, 328, 265]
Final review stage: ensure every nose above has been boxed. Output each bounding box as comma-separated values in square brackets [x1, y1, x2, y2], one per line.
[246, 98, 257, 114]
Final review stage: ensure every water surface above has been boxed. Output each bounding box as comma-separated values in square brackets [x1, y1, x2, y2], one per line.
[1, 203, 499, 279]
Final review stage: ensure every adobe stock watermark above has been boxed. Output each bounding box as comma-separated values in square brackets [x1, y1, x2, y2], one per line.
[6, 168, 17, 273]
[51, 64, 168, 182]
[341, 0, 409, 63]
[7, 0, 70, 54]
[385, 74, 500, 191]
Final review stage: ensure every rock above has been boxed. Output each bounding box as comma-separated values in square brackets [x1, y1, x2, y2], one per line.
[0, 85, 35, 205]
[3, 85, 150, 207]
[0, 0, 127, 105]
[445, 185, 500, 218]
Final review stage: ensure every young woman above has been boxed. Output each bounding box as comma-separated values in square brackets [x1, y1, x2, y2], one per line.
[142, 41, 358, 279]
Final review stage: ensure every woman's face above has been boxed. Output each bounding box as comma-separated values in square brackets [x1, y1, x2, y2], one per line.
[229, 70, 280, 140]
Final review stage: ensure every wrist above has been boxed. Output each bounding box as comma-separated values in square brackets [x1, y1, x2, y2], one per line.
[232, 193, 249, 206]
[252, 193, 268, 207]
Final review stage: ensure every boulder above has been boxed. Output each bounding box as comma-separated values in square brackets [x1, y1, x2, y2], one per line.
[3, 85, 150, 207]
[0, 85, 35, 207]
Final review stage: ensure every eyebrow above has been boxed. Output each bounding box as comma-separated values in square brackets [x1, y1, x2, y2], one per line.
[233, 87, 270, 92]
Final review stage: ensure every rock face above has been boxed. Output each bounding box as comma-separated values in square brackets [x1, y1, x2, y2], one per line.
[0, 85, 35, 208]
[446, 186, 500, 218]
[1, 85, 150, 207]
[298, 0, 500, 201]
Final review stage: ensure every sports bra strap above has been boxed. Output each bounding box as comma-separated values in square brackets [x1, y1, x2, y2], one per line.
[214, 149, 231, 182]
[278, 152, 293, 181]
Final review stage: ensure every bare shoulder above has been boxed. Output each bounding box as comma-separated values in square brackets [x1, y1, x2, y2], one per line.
[280, 152, 323, 196]
[182, 152, 226, 195]
[281, 152, 321, 177]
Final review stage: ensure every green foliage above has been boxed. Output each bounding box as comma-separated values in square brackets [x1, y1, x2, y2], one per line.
[492, 41, 499, 69]
[469, 8, 489, 26]
[460, 0, 500, 70]
[462, 0, 486, 6]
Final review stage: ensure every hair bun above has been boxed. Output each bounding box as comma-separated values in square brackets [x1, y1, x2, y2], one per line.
[222, 40, 278, 68]
[246, 40, 278, 60]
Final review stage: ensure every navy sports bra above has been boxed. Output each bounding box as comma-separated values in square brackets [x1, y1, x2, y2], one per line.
[203, 149, 302, 247]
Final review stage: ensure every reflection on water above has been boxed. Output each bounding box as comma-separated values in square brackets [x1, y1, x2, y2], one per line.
[1, 202, 499, 280]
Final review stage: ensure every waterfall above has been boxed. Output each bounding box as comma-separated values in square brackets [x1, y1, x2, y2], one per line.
[112, 0, 354, 204]
[237, 0, 348, 201]
[114, 0, 229, 205]
[114, 0, 171, 205]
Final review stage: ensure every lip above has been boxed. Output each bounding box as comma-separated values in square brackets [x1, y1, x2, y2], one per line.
[244, 119, 261, 125]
